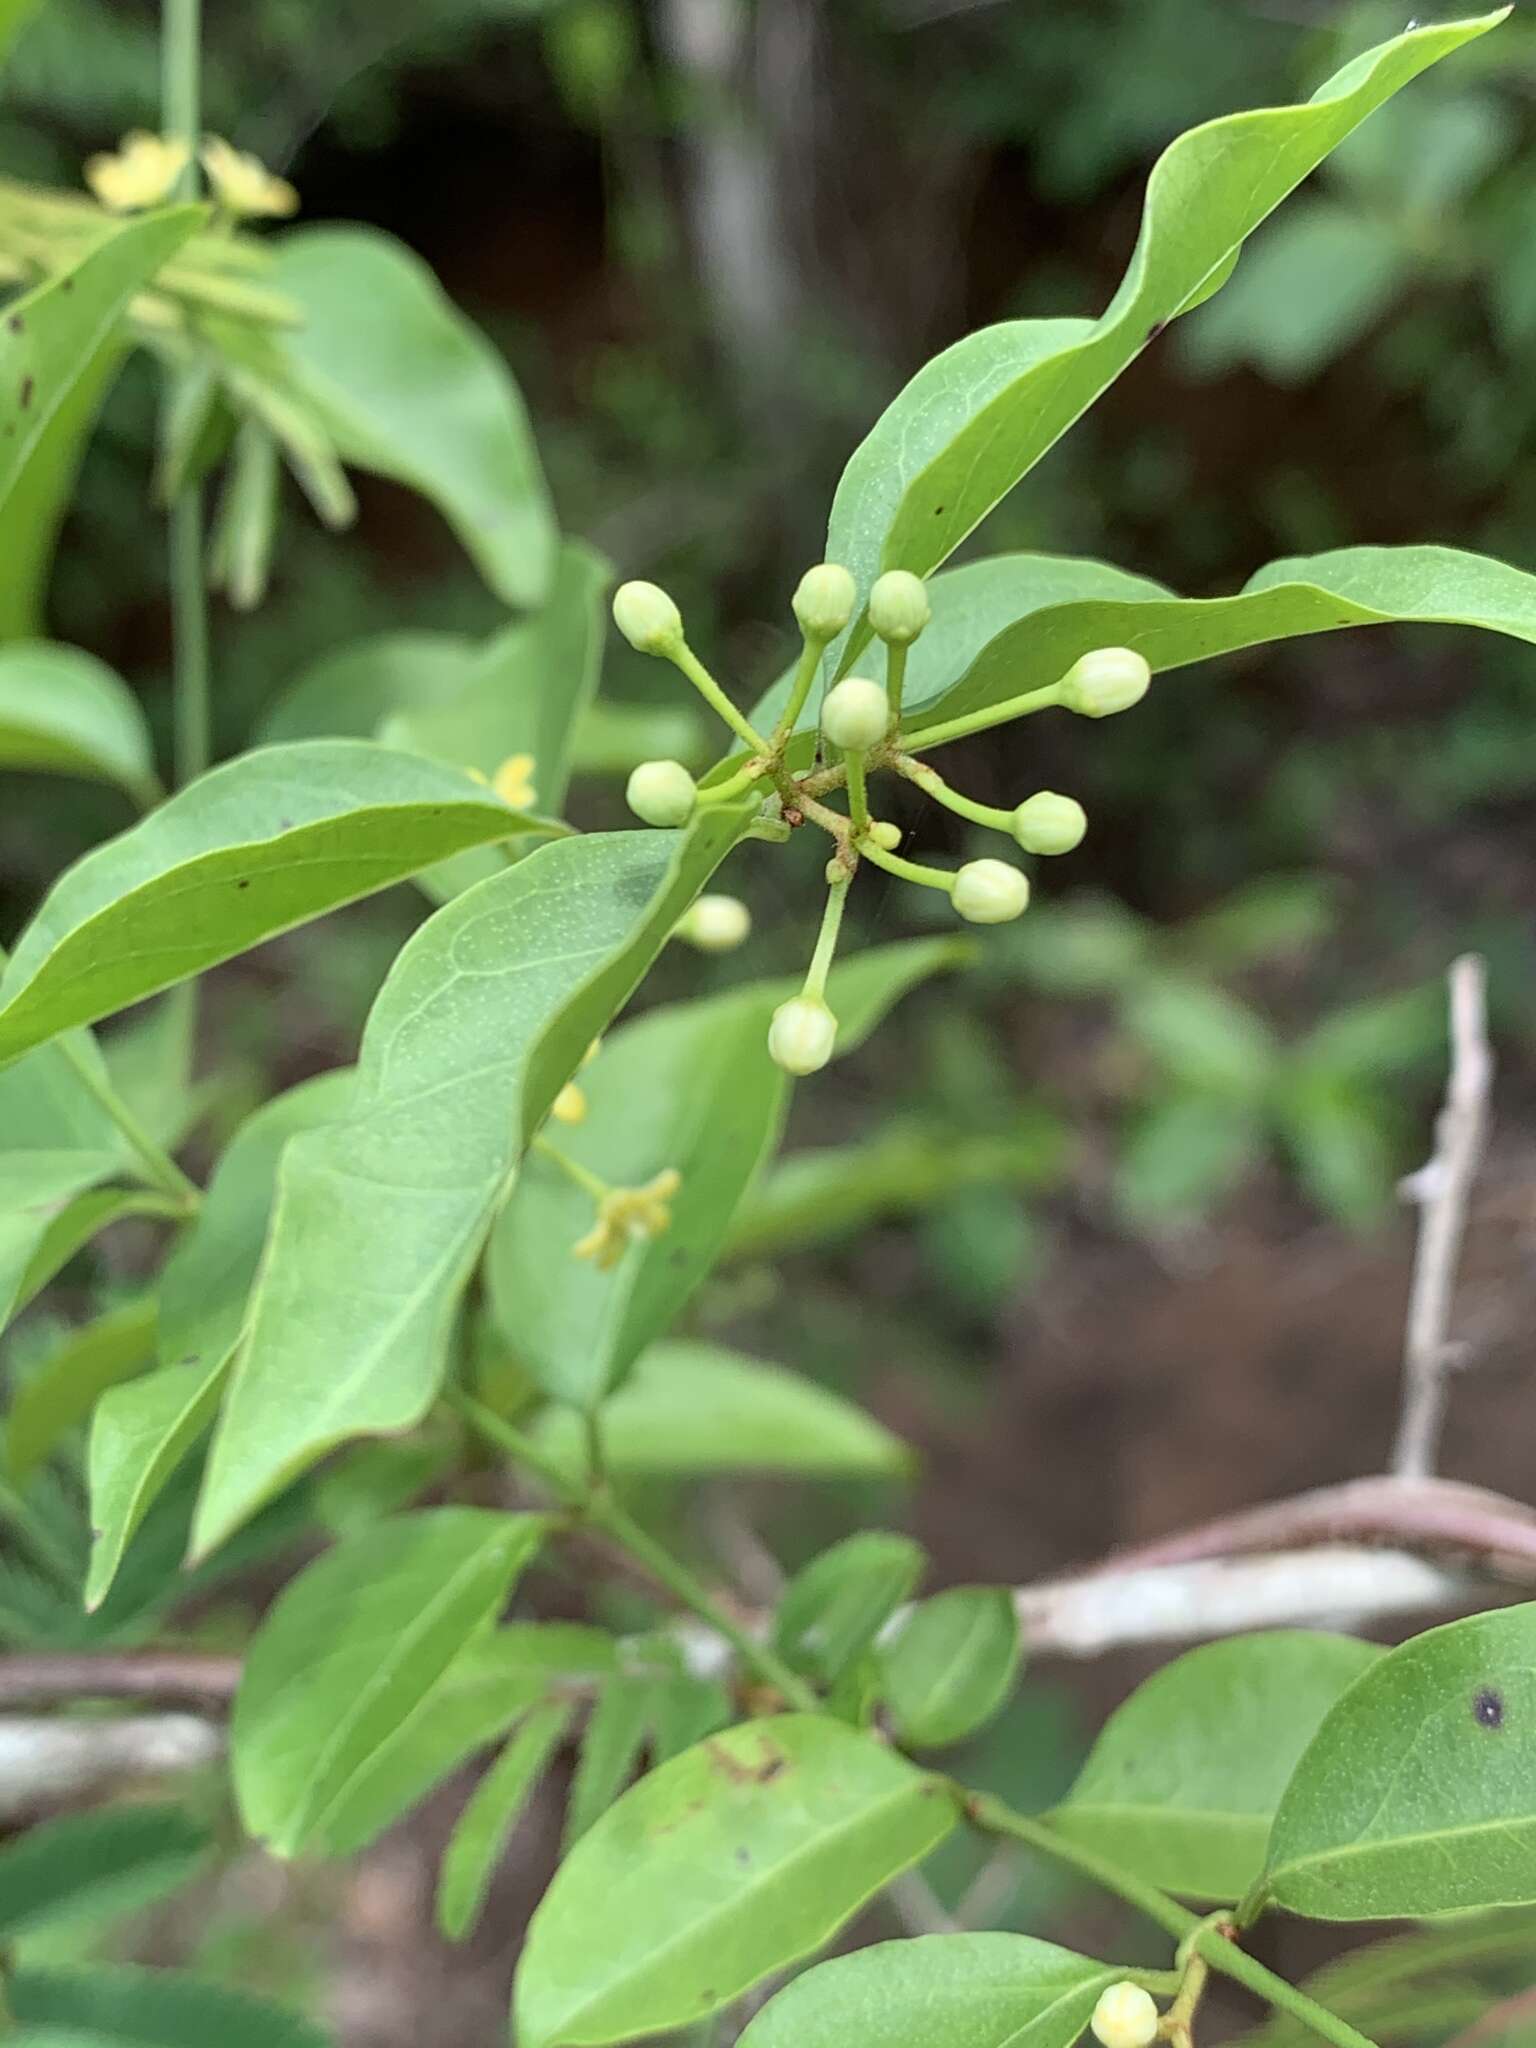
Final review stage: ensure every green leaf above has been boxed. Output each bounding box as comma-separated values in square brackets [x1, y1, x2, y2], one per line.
[0, 741, 543, 1068]
[0, 643, 157, 801]
[1276, 1078, 1398, 1230]
[514, 1715, 956, 2048]
[6, 1297, 157, 1482]
[1115, 1094, 1263, 1228]
[209, 417, 280, 612]
[8, 1186, 175, 1327]
[877, 1587, 1022, 1750]
[259, 631, 476, 745]
[488, 938, 963, 1411]
[530, 1340, 912, 1480]
[737, 1932, 1122, 2048]
[1121, 978, 1278, 1098]
[900, 542, 1536, 746]
[9, 1965, 331, 2048]
[232, 1508, 548, 1857]
[0, 1148, 122, 1331]
[273, 225, 559, 609]
[1261, 1603, 1536, 1919]
[773, 1533, 926, 1688]
[0, 1805, 207, 1940]
[1052, 1631, 1380, 1904]
[438, 1698, 572, 1941]
[821, 13, 1507, 673]
[565, 1674, 653, 1847]
[84, 1073, 354, 1609]
[193, 813, 753, 1554]
[0, 207, 203, 639]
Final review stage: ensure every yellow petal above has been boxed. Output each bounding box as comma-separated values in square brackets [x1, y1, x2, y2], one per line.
[492, 753, 538, 811]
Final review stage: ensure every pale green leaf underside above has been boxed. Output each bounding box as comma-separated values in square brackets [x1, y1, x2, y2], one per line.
[437, 1698, 572, 1941]
[232, 1508, 547, 1856]
[1052, 1632, 1380, 1903]
[529, 1340, 912, 1480]
[514, 1715, 955, 2048]
[273, 225, 559, 610]
[0, 740, 540, 1069]
[823, 12, 1506, 677]
[1262, 1602, 1536, 1919]
[0, 642, 156, 800]
[737, 1932, 1120, 2048]
[192, 812, 752, 1554]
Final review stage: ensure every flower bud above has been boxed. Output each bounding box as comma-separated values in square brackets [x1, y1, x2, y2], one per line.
[551, 1081, 587, 1125]
[626, 758, 698, 828]
[866, 820, 902, 851]
[822, 676, 889, 753]
[677, 894, 751, 952]
[1090, 1983, 1160, 2048]
[792, 562, 857, 641]
[953, 858, 1030, 924]
[768, 995, 838, 1076]
[613, 580, 684, 656]
[1060, 646, 1151, 718]
[1012, 790, 1087, 855]
[868, 569, 932, 646]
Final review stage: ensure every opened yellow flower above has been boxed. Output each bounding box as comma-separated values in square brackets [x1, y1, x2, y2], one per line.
[200, 135, 298, 219]
[85, 131, 191, 213]
[550, 1081, 587, 1126]
[492, 753, 538, 811]
[572, 1168, 682, 1272]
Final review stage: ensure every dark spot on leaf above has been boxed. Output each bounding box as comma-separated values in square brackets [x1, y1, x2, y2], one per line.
[278, 817, 294, 830]
[1145, 320, 1166, 344]
[757, 1754, 787, 1784]
[236, 878, 250, 890]
[6, 313, 21, 333]
[61, 276, 74, 291]
[19, 374, 33, 409]
[735, 1846, 751, 1866]
[700, 1991, 715, 2005]
[1473, 1687, 1505, 1730]
[933, 504, 945, 515]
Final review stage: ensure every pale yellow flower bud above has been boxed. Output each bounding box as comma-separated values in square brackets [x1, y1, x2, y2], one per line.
[85, 131, 191, 212]
[821, 677, 888, 753]
[792, 562, 857, 641]
[953, 858, 1030, 924]
[627, 759, 697, 828]
[768, 996, 838, 1076]
[613, 580, 684, 656]
[1060, 647, 1151, 719]
[1012, 791, 1087, 855]
[868, 569, 931, 647]
[1090, 1983, 1160, 2048]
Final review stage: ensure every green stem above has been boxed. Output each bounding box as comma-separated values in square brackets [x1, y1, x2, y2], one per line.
[670, 641, 772, 755]
[962, 1798, 1379, 2048]
[531, 1133, 611, 1204]
[57, 1034, 200, 1208]
[453, 1391, 820, 1712]
[885, 641, 908, 728]
[856, 835, 957, 894]
[844, 750, 870, 837]
[774, 636, 827, 745]
[697, 760, 768, 806]
[908, 680, 1063, 754]
[803, 871, 850, 1001]
[897, 756, 1012, 832]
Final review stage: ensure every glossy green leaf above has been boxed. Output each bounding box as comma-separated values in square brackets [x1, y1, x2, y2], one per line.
[6, 1297, 157, 1482]
[84, 1073, 354, 1609]
[900, 543, 1536, 747]
[0, 207, 202, 639]
[737, 1933, 1122, 2048]
[9, 1966, 331, 2048]
[822, 14, 1506, 675]
[0, 741, 543, 1068]
[0, 1805, 207, 1940]
[1261, 1603, 1536, 1920]
[530, 1340, 912, 1480]
[514, 1715, 956, 2048]
[438, 1698, 573, 1941]
[0, 643, 157, 801]
[1053, 1632, 1380, 1904]
[232, 1508, 548, 1856]
[9, 1186, 175, 1326]
[489, 938, 963, 1411]
[878, 1587, 1022, 1750]
[258, 631, 475, 746]
[773, 1532, 926, 1688]
[565, 1675, 654, 1847]
[273, 226, 559, 609]
[193, 812, 752, 1554]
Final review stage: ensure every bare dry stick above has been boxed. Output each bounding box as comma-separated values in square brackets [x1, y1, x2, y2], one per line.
[1393, 954, 1493, 1478]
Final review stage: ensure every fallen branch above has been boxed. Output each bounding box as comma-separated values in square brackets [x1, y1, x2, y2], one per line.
[0, 1651, 240, 1710]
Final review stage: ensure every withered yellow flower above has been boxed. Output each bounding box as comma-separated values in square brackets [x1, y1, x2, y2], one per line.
[200, 135, 299, 219]
[85, 131, 191, 213]
[572, 1168, 682, 1272]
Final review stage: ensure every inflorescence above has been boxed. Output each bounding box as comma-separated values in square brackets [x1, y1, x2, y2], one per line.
[614, 561, 1152, 1077]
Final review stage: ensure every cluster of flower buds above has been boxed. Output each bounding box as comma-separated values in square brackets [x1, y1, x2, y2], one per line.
[607, 561, 1153, 1078]
[84, 131, 298, 217]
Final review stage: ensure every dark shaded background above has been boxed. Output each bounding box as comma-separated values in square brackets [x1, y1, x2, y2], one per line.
[3, 1, 1536, 2039]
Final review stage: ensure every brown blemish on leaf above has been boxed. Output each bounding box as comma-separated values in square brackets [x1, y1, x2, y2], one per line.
[19, 374, 33, 409]
[705, 1735, 789, 1787]
[6, 313, 22, 334]
[1473, 1686, 1505, 1730]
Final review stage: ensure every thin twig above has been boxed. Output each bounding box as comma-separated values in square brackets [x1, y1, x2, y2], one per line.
[1393, 955, 1493, 1478]
[0, 1652, 241, 1709]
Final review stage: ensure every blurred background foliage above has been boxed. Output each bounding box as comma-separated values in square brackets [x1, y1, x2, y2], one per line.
[5, 3, 1536, 2036]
